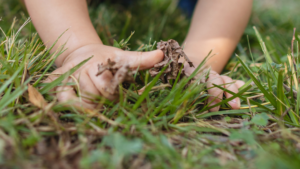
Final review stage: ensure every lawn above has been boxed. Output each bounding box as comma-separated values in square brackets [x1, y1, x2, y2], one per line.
[1, 0, 300, 168]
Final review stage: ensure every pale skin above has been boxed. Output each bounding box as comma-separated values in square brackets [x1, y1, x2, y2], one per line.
[23, 0, 252, 111]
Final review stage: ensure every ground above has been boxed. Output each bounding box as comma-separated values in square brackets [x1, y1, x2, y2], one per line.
[0, 0, 300, 169]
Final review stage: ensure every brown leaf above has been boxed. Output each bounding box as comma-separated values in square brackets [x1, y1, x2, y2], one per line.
[149, 39, 195, 84]
[28, 84, 48, 108]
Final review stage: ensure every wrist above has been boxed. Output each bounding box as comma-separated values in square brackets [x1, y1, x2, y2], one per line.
[181, 42, 207, 67]
[182, 40, 230, 73]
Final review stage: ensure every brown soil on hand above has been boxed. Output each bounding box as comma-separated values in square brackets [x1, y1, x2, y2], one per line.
[96, 59, 135, 95]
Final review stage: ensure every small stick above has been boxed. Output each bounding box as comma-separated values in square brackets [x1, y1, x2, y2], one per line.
[283, 83, 297, 99]
[291, 28, 297, 75]
[281, 107, 292, 119]
[246, 94, 264, 117]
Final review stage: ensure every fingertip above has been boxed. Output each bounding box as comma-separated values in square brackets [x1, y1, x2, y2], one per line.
[153, 49, 164, 59]
[122, 49, 164, 70]
[208, 98, 221, 112]
[56, 86, 76, 102]
[209, 105, 220, 112]
[228, 98, 241, 110]
[235, 80, 245, 88]
[206, 74, 224, 112]
[220, 76, 242, 110]
[141, 49, 164, 68]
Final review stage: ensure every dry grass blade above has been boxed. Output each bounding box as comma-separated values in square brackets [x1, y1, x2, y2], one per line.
[291, 28, 297, 75]
[283, 84, 297, 99]
[137, 83, 171, 95]
[74, 106, 121, 127]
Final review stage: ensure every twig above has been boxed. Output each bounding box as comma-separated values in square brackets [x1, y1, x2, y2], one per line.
[246, 94, 265, 116]
[283, 83, 297, 99]
[291, 28, 297, 77]
[281, 107, 292, 119]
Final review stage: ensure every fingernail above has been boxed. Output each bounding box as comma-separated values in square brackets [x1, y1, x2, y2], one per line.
[210, 101, 218, 106]
[229, 98, 241, 108]
[229, 99, 237, 103]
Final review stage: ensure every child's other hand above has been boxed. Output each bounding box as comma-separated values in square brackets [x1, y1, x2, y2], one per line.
[184, 64, 245, 112]
[45, 44, 164, 109]
[205, 70, 245, 112]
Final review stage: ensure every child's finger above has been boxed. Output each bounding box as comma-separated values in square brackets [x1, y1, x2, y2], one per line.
[45, 67, 96, 109]
[56, 81, 96, 109]
[235, 80, 245, 88]
[56, 84, 76, 103]
[42, 68, 65, 96]
[221, 76, 240, 110]
[77, 71, 101, 105]
[117, 49, 164, 70]
[87, 67, 117, 101]
[206, 72, 224, 112]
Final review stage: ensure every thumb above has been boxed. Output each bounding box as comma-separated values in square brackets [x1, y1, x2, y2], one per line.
[118, 49, 164, 70]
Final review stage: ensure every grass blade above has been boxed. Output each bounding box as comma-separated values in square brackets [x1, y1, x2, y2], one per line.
[40, 56, 92, 94]
[237, 55, 276, 106]
[133, 63, 169, 110]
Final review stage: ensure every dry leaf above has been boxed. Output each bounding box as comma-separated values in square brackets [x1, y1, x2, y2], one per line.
[74, 106, 120, 127]
[28, 84, 48, 108]
[28, 84, 61, 131]
[96, 59, 135, 95]
[149, 39, 194, 84]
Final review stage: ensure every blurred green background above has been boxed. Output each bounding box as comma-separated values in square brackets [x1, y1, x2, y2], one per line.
[1, 0, 299, 52]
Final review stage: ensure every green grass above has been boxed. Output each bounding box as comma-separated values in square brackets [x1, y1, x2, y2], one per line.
[1, 0, 300, 168]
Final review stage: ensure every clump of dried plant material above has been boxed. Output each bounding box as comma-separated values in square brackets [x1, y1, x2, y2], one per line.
[96, 59, 135, 95]
[149, 39, 194, 83]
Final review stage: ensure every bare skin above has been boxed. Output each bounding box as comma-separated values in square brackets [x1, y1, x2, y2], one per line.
[182, 0, 252, 111]
[24, 0, 252, 111]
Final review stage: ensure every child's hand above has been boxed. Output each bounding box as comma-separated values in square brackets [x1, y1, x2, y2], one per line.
[204, 70, 244, 112]
[183, 63, 245, 112]
[45, 44, 164, 109]
[178, 0, 251, 112]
